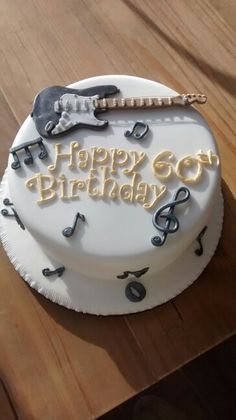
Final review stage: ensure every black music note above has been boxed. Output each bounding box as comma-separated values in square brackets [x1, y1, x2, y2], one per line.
[1, 207, 25, 230]
[42, 266, 65, 277]
[3, 198, 13, 206]
[117, 267, 149, 279]
[125, 281, 146, 302]
[151, 187, 190, 247]
[124, 121, 149, 140]
[195, 226, 208, 256]
[10, 137, 48, 170]
[62, 212, 86, 238]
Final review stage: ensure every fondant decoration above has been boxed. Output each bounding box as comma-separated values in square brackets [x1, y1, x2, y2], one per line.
[195, 225, 208, 256]
[124, 121, 149, 140]
[42, 267, 65, 277]
[25, 142, 218, 210]
[151, 187, 190, 246]
[62, 212, 86, 237]
[32, 85, 207, 138]
[1, 205, 25, 230]
[125, 281, 146, 302]
[10, 137, 48, 170]
[32, 85, 120, 137]
[153, 150, 219, 183]
[117, 267, 149, 279]
[26, 170, 167, 210]
[3, 198, 13, 206]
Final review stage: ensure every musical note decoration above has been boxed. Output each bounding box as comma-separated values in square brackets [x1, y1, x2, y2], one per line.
[42, 266, 65, 277]
[124, 121, 149, 140]
[10, 137, 48, 170]
[125, 281, 146, 302]
[1, 198, 25, 230]
[3, 198, 13, 206]
[117, 267, 149, 279]
[195, 226, 208, 256]
[62, 212, 86, 238]
[151, 187, 190, 247]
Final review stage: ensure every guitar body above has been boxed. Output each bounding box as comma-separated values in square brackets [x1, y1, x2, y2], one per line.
[32, 85, 119, 138]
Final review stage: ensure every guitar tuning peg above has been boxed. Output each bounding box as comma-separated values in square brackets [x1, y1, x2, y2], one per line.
[184, 93, 207, 105]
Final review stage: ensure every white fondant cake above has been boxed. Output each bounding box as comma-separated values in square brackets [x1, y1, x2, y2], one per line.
[0, 75, 223, 314]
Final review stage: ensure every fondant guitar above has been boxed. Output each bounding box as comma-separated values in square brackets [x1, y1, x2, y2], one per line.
[32, 85, 207, 138]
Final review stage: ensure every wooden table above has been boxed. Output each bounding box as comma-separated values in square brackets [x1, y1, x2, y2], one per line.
[0, 1, 235, 419]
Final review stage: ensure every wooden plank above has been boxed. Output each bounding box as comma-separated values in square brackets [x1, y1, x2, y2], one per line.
[0, 380, 17, 420]
[101, 336, 236, 420]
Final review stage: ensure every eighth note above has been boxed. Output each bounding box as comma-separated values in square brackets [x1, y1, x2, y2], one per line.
[10, 137, 48, 170]
[124, 121, 149, 140]
[62, 212, 86, 238]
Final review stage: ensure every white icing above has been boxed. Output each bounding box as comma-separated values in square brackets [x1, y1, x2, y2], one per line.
[7, 75, 221, 283]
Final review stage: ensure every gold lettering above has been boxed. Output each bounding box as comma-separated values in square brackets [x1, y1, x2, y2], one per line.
[58, 174, 69, 199]
[135, 181, 149, 204]
[86, 171, 100, 197]
[91, 147, 109, 172]
[48, 141, 80, 172]
[70, 179, 86, 198]
[110, 148, 129, 174]
[26, 173, 57, 203]
[152, 150, 174, 179]
[176, 156, 203, 184]
[100, 166, 119, 199]
[78, 149, 90, 169]
[119, 172, 139, 202]
[196, 149, 219, 166]
[123, 151, 147, 175]
[143, 185, 167, 210]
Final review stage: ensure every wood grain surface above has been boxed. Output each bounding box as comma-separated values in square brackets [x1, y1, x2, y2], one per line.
[0, 1, 235, 419]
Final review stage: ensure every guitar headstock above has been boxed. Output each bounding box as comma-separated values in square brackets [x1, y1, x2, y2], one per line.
[184, 93, 207, 105]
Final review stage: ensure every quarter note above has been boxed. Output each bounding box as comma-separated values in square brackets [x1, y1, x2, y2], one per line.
[10, 137, 48, 170]
[195, 226, 208, 256]
[151, 187, 190, 247]
[1, 206, 25, 230]
[62, 212, 86, 238]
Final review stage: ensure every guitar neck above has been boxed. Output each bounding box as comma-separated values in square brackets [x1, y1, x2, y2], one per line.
[94, 93, 207, 110]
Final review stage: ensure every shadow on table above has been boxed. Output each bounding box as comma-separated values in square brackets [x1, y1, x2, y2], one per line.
[124, 0, 236, 97]
[32, 178, 235, 391]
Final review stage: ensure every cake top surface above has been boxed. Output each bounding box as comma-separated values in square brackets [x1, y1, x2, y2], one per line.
[7, 75, 220, 280]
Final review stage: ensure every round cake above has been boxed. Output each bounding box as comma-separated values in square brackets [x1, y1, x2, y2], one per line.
[0, 75, 223, 314]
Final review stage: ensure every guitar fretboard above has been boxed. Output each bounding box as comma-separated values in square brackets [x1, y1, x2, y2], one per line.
[94, 94, 206, 110]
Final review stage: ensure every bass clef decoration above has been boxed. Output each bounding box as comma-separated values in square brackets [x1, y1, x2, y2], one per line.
[124, 121, 149, 140]
[151, 187, 190, 247]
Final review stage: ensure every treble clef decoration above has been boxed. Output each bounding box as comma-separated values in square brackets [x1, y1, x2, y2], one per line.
[151, 187, 190, 247]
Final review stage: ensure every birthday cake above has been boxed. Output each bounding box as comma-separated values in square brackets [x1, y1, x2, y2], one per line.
[0, 75, 223, 314]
